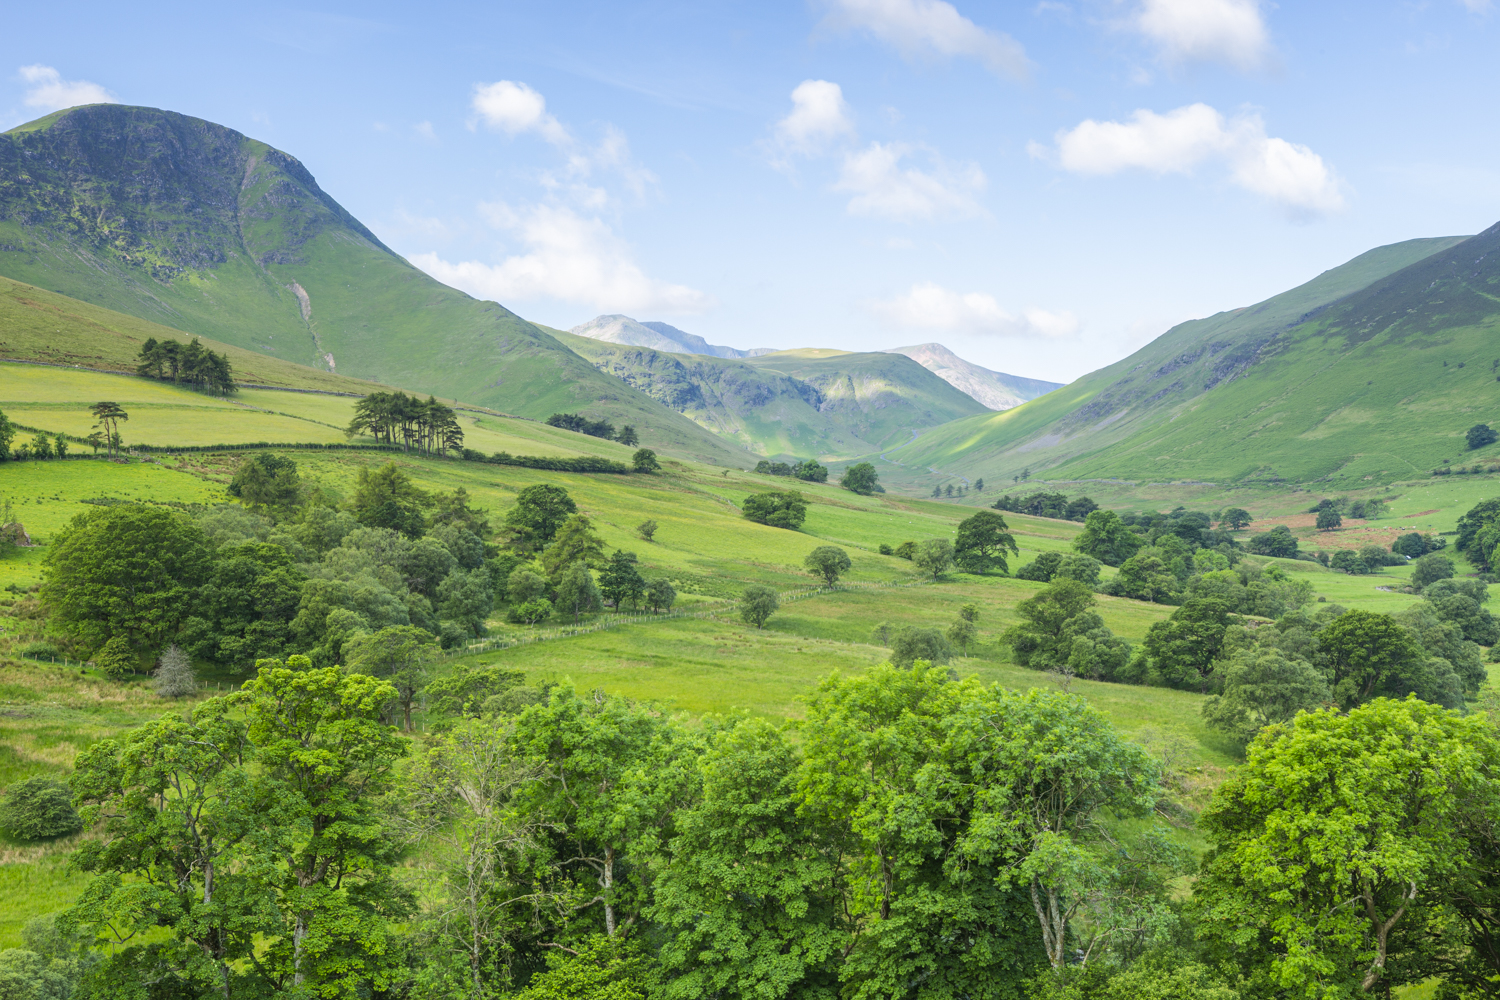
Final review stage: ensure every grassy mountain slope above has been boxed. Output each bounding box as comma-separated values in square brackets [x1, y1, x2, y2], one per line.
[883, 342, 1063, 410]
[551, 331, 988, 458]
[886, 233, 1478, 487]
[0, 105, 747, 465]
[742, 348, 989, 452]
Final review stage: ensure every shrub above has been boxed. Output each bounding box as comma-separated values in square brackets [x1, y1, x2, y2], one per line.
[893, 541, 916, 560]
[18, 641, 61, 660]
[0, 777, 82, 840]
[840, 462, 879, 495]
[890, 626, 951, 667]
[95, 635, 138, 679]
[741, 491, 808, 530]
[152, 644, 196, 698]
[631, 448, 660, 473]
[1329, 550, 1370, 575]
[508, 598, 553, 625]
[878, 543, 893, 555]
[1016, 551, 1062, 582]
[645, 578, 677, 614]
[1412, 553, 1456, 590]
[438, 620, 469, 649]
[1468, 424, 1498, 450]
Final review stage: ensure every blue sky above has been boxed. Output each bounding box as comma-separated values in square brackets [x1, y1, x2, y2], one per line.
[4, 0, 1499, 381]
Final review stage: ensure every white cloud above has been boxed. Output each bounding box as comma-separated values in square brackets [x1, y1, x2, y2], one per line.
[410, 202, 713, 314]
[19, 65, 116, 112]
[835, 141, 986, 221]
[1134, 0, 1270, 70]
[1038, 103, 1346, 217]
[873, 281, 1080, 337]
[773, 80, 856, 161]
[470, 80, 570, 144]
[823, 0, 1030, 80]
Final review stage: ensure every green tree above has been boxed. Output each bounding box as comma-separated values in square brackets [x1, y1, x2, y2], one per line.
[890, 625, 951, 667]
[599, 549, 647, 610]
[913, 537, 955, 579]
[513, 935, 654, 1000]
[179, 540, 306, 669]
[30, 433, 53, 459]
[1220, 507, 1253, 530]
[1467, 423, 1498, 450]
[234, 658, 412, 994]
[438, 568, 495, 636]
[345, 625, 439, 731]
[0, 777, 81, 840]
[631, 448, 659, 473]
[1106, 551, 1176, 603]
[1247, 524, 1299, 558]
[740, 584, 780, 628]
[509, 597, 553, 625]
[1412, 552, 1456, 590]
[349, 462, 431, 537]
[954, 510, 1020, 574]
[227, 452, 302, 512]
[1201, 647, 1331, 742]
[792, 459, 828, 483]
[741, 491, 808, 530]
[803, 545, 851, 586]
[506, 563, 549, 604]
[1072, 510, 1142, 566]
[554, 560, 604, 623]
[1316, 507, 1343, 531]
[1001, 579, 1130, 682]
[504, 484, 577, 548]
[653, 719, 846, 1000]
[0, 406, 13, 460]
[635, 519, 657, 542]
[1318, 609, 1426, 709]
[840, 462, 879, 495]
[88, 401, 127, 459]
[946, 617, 979, 655]
[616, 425, 639, 447]
[41, 505, 212, 659]
[645, 577, 677, 613]
[541, 513, 607, 584]
[1197, 699, 1500, 995]
[53, 433, 68, 459]
[1143, 598, 1236, 692]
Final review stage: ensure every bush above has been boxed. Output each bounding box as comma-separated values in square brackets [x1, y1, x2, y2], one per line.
[1412, 553, 1456, 590]
[840, 462, 879, 495]
[1329, 550, 1370, 575]
[741, 491, 808, 530]
[1468, 423, 1498, 450]
[890, 626, 951, 667]
[437, 620, 469, 649]
[18, 641, 61, 661]
[893, 541, 916, 560]
[631, 448, 659, 473]
[878, 543, 893, 555]
[0, 777, 82, 840]
[94, 635, 138, 679]
[1016, 551, 1062, 582]
[645, 578, 676, 613]
[508, 598, 553, 625]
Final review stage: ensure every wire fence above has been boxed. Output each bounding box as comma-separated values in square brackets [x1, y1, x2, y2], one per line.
[444, 575, 934, 660]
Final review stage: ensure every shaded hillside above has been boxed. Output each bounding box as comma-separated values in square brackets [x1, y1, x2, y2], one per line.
[883, 343, 1062, 410]
[886, 233, 1480, 487]
[743, 349, 989, 452]
[0, 105, 747, 465]
[570, 314, 772, 358]
[550, 329, 960, 457]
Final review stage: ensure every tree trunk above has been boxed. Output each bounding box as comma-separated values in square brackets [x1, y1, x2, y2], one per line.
[293, 913, 309, 987]
[603, 847, 617, 936]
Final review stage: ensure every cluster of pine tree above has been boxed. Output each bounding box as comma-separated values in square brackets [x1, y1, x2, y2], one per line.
[347, 392, 464, 455]
[134, 337, 236, 394]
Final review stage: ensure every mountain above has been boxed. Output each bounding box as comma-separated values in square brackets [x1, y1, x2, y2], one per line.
[886, 231, 1490, 487]
[881, 343, 1063, 410]
[549, 332, 988, 458]
[0, 104, 748, 465]
[571, 314, 772, 358]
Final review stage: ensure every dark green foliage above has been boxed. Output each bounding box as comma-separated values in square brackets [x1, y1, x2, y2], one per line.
[0, 777, 82, 840]
[347, 391, 463, 455]
[180, 541, 305, 669]
[1458, 498, 1500, 571]
[437, 568, 494, 637]
[0, 406, 12, 461]
[741, 491, 808, 530]
[803, 545, 851, 586]
[1016, 550, 1062, 582]
[616, 425, 639, 447]
[227, 451, 301, 511]
[508, 597, 553, 624]
[135, 336, 236, 394]
[540, 514, 607, 583]
[430, 487, 491, 538]
[1201, 648, 1331, 743]
[482, 451, 632, 473]
[954, 510, 1020, 574]
[1315, 507, 1343, 531]
[913, 537, 955, 579]
[1429, 593, 1500, 645]
[424, 665, 527, 717]
[1104, 551, 1176, 603]
[793, 459, 828, 482]
[1393, 531, 1445, 558]
[754, 460, 794, 476]
[1002, 579, 1131, 681]
[349, 462, 431, 537]
[554, 561, 603, 623]
[1143, 599, 1236, 692]
[1247, 524, 1299, 558]
[740, 584, 779, 628]
[1412, 552, 1456, 590]
[893, 540, 916, 560]
[1468, 424, 1498, 450]
[504, 484, 577, 546]
[1330, 549, 1371, 575]
[992, 492, 1099, 521]
[1318, 609, 1428, 709]
[645, 577, 677, 613]
[636, 519, 658, 542]
[1056, 553, 1103, 585]
[1220, 507, 1253, 530]
[631, 448, 659, 473]
[1073, 510, 1142, 566]
[877, 543, 893, 555]
[546, 412, 616, 439]
[600, 550, 647, 609]
[839, 462, 879, 495]
[41, 504, 212, 659]
[889, 625, 951, 666]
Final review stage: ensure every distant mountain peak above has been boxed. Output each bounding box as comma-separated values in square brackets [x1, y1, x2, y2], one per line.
[570, 315, 773, 359]
[882, 343, 1063, 410]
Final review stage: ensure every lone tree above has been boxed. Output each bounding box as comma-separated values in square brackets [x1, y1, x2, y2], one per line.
[1468, 424, 1498, 450]
[1220, 507, 1253, 530]
[616, 425, 639, 447]
[803, 545, 852, 586]
[632, 448, 660, 473]
[953, 510, 1019, 574]
[740, 584, 779, 628]
[636, 519, 658, 542]
[913, 538, 955, 579]
[0, 777, 82, 840]
[741, 491, 808, 530]
[89, 401, 128, 459]
[645, 577, 676, 614]
[1316, 508, 1343, 531]
[840, 462, 879, 495]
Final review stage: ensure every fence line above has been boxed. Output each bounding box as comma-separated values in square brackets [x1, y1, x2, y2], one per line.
[445, 576, 934, 659]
